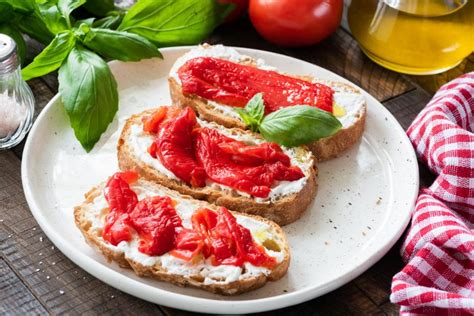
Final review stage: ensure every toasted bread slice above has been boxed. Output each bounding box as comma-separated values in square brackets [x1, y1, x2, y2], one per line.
[118, 109, 317, 226]
[168, 44, 366, 161]
[74, 177, 290, 295]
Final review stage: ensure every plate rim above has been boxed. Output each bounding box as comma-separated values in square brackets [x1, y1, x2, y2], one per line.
[21, 45, 419, 314]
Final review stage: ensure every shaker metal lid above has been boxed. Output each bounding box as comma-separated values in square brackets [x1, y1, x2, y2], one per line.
[0, 34, 17, 62]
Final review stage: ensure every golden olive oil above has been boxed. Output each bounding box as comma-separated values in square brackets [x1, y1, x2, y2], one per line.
[348, 0, 473, 74]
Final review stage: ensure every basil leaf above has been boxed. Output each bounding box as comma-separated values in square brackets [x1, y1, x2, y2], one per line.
[118, 0, 223, 46]
[259, 106, 342, 147]
[0, 0, 35, 13]
[37, 2, 69, 34]
[58, 46, 118, 152]
[245, 93, 264, 124]
[0, 3, 15, 23]
[83, 0, 115, 16]
[0, 24, 26, 63]
[234, 108, 259, 132]
[83, 28, 162, 61]
[22, 31, 75, 80]
[74, 17, 95, 27]
[93, 13, 123, 29]
[234, 93, 265, 132]
[58, 0, 86, 23]
[17, 14, 54, 44]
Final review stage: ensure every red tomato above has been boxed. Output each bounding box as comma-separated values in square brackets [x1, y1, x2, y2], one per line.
[249, 0, 343, 47]
[218, 0, 249, 23]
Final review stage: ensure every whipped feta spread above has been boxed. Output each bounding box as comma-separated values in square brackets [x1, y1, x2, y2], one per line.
[84, 181, 285, 285]
[169, 44, 365, 128]
[127, 119, 313, 203]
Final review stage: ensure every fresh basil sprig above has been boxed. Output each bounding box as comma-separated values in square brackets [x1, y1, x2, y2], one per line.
[234, 93, 264, 133]
[235, 93, 343, 147]
[59, 46, 118, 152]
[15, 0, 229, 152]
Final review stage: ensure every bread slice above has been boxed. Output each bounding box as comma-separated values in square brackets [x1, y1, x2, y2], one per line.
[168, 44, 367, 161]
[118, 109, 318, 226]
[74, 177, 290, 295]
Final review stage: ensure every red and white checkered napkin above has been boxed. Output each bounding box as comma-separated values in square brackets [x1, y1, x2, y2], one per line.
[390, 72, 474, 315]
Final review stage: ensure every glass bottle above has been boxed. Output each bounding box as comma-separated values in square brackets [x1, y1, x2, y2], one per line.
[348, 0, 473, 75]
[0, 33, 35, 149]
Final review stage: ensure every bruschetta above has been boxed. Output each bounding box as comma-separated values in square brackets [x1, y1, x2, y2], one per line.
[117, 106, 317, 225]
[168, 44, 366, 161]
[74, 172, 290, 295]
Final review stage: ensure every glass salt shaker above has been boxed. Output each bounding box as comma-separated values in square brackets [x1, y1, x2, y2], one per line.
[0, 33, 35, 149]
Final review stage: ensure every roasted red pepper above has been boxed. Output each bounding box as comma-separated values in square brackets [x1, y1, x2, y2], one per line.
[102, 171, 139, 246]
[195, 128, 304, 198]
[169, 228, 205, 261]
[149, 107, 206, 187]
[129, 196, 182, 256]
[102, 173, 275, 267]
[178, 57, 334, 113]
[185, 207, 277, 268]
[144, 107, 304, 198]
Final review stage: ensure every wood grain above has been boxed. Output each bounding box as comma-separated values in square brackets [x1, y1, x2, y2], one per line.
[382, 88, 432, 130]
[0, 258, 48, 315]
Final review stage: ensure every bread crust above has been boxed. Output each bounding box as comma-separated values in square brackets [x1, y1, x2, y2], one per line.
[117, 110, 318, 226]
[74, 180, 290, 295]
[169, 59, 366, 162]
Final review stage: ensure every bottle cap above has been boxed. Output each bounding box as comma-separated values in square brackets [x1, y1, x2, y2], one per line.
[0, 34, 16, 61]
[0, 34, 18, 73]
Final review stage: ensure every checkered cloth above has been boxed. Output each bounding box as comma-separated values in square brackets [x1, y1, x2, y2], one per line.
[390, 73, 474, 315]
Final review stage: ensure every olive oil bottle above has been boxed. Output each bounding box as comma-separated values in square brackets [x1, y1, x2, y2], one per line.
[348, 0, 473, 74]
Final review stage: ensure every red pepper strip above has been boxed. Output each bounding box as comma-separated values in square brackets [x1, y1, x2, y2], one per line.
[129, 196, 183, 256]
[102, 172, 139, 245]
[194, 128, 304, 198]
[178, 57, 334, 113]
[169, 228, 205, 261]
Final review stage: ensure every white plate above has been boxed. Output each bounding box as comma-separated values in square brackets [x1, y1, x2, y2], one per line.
[22, 47, 418, 314]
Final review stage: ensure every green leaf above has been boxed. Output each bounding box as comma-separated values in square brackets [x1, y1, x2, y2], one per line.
[83, 28, 162, 61]
[17, 14, 54, 44]
[118, 0, 223, 46]
[234, 93, 265, 132]
[37, 1, 69, 34]
[58, 46, 118, 152]
[0, 24, 26, 64]
[93, 13, 123, 29]
[0, 0, 35, 13]
[235, 108, 258, 131]
[22, 31, 75, 80]
[74, 17, 95, 27]
[83, 0, 115, 16]
[259, 106, 342, 147]
[245, 93, 265, 124]
[58, 0, 86, 27]
[0, 3, 15, 23]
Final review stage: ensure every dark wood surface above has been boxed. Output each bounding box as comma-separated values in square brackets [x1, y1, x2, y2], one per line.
[1, 16, 471, 315]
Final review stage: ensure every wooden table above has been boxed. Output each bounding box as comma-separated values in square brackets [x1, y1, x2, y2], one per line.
[1, 16, 472, 315]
